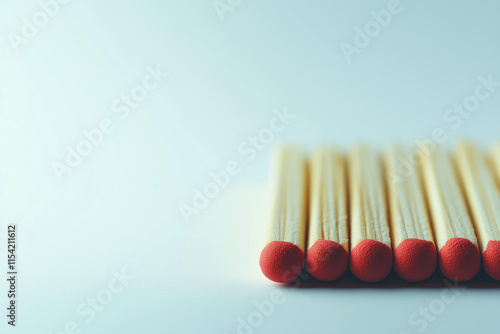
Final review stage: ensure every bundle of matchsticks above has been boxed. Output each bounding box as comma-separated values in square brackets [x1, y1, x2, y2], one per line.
[259, 143, 500, 283]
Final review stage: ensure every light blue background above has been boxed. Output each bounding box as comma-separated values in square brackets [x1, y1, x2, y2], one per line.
[1, 0, 500, 333]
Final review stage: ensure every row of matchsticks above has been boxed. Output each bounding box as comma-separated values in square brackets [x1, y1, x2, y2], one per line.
[259, 143, 500, 284]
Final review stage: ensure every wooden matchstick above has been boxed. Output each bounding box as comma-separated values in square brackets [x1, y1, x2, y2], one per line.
[259, 145, 308, 283]
[384, 144, 437, 282]
[455, 142, 500, 281]
[421, 147, 480, 282]
[349, 145, 392, 282]
[306, 148, 349, 281]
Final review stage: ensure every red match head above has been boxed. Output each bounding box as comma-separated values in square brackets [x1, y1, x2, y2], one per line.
[350, 239, 393, 282]
[394, 239, 437, 282]
[306, 240, 348, 281]
[483, 240, 500, 281]
[439, 238, 481, 282]
[259, 241, 305, 283]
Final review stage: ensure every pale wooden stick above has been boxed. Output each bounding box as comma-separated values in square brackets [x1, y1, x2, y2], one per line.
[348, 145, 392, 282]
[455, 143, 500, 250]
[350, 145, 391, 248]
[455, 142, 500, 280]
[306, 147, 348, 281]
[491, 143, 500, 176]
[385, 144, 434, 246]
[267, 145, 308, 248]
[421, 146, 480, 282]
[384, 144, 436, 282]
[259, 145, 308, 283]
[307, 147, 348, 251]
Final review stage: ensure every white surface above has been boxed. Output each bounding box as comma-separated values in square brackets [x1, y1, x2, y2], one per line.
[1, 0, 500, 333]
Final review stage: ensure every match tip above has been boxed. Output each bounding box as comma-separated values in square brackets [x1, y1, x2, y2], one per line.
[394, 239, 437, 282]
[259, 241, 304, 283]
[350, 239, 392, 282]
[439, 238, 481, 282]
[483, 240, 500, 281]
[306, 240, 348, 281]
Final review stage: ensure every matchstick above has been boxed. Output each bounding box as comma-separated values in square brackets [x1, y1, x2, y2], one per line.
[421, 147, 480, 282]
[259, 145, 308, 283]
[306, 148, 349, 281]
[349, 145, 392, 282]
[384, 145, 437, 282]
[455, 142, 500, 281]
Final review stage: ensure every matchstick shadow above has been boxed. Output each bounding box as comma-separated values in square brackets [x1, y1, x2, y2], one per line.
[282, 268, 500, 289]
